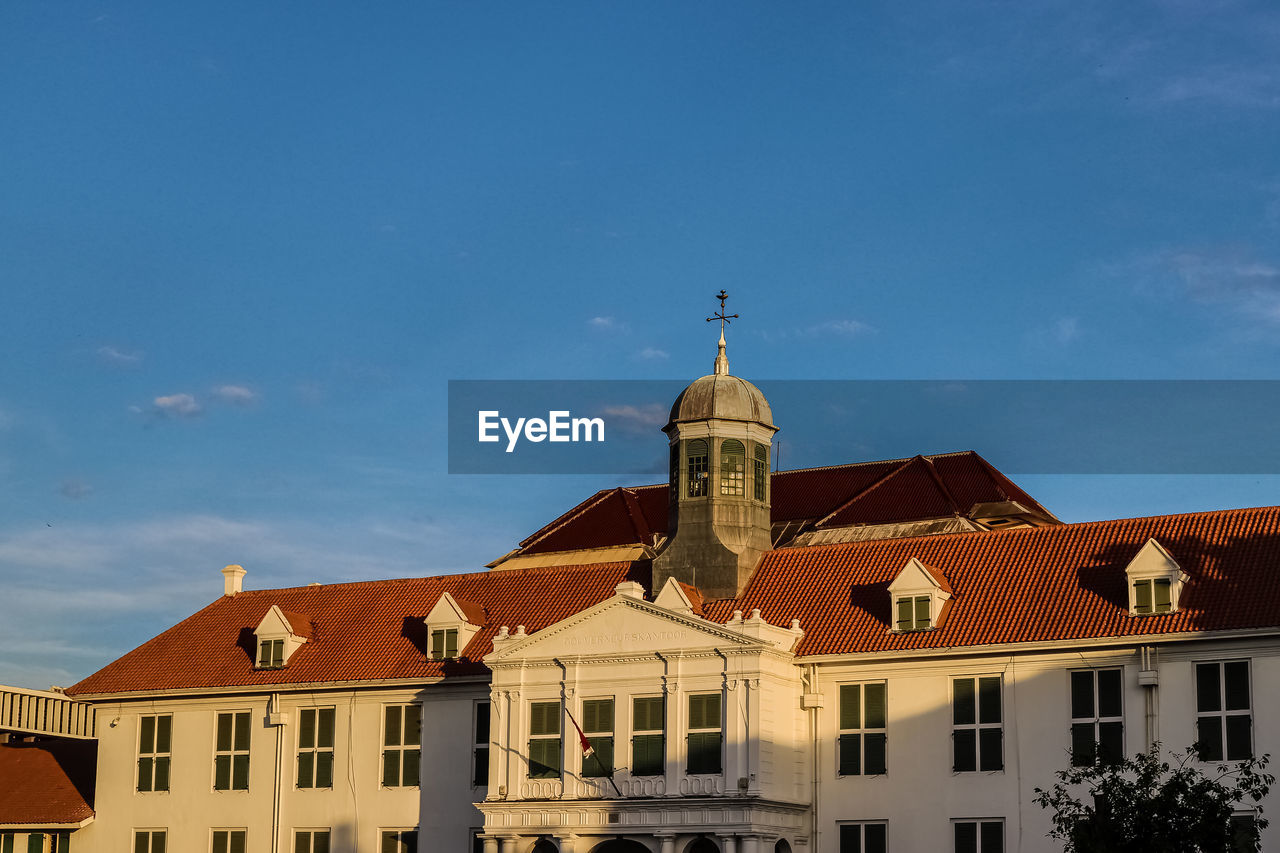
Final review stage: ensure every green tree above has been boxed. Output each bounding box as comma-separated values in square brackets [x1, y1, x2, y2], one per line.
[1033, 743, 1272, 853]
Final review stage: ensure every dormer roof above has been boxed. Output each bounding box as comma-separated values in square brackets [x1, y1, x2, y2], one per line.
[888, 557, 953, 595]
[425, 591, 486, 627]
[255, 604, 312, 639]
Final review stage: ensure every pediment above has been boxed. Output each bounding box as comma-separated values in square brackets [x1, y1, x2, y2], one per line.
[255, 604, 294, 637]
[888, 557, 952, 596]
[1125, 538, 1184, 580]
[486, 595, 766, 663]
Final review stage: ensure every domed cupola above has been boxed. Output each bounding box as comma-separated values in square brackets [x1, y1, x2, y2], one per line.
[653, 292, 778, 600]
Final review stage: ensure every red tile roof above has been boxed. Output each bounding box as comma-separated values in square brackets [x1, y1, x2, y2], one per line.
[68, 506, 1280, 696]
[516, 451, 1053, 556]
[69, 562, 646, 696]
[0, 740, 95, 826]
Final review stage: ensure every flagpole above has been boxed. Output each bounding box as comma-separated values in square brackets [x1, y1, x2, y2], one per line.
[565, 706, 623, 798]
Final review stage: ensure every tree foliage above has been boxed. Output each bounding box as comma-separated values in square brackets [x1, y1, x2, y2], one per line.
[1033, 743, 1272, 853]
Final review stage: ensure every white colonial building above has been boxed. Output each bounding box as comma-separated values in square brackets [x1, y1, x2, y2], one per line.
[3, 334, 1278, 853]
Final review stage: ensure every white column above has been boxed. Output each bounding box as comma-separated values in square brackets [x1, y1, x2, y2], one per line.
[745, 678, 761, 795]
[482, 837, 500, 853]
[664, 677, 681, 793]
[718, 835, 739, 853]
[740, 836, 762, 853]
[558, 834, 579, 853]
[657, 834, 677, 853]
[500, 836, 520, 853]
[725, 677, 743, 790]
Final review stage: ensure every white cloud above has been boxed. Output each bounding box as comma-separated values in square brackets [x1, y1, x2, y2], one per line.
[97, 345, 142, 366]
[637, 347, 669, 361]
[1153, 248, 1280, 322]
[600, 403, 669, 433]
[212, 384, 259, 405]
[153, 393, 202, 418]
[589, 316, 617, 329]
[808, 319, 873, 337]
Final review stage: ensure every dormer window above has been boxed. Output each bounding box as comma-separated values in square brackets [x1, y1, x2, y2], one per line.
[258, 638, 284, 668]
[887, 557, 952, 633]
[252, 605, 311, 670]
[1125, 538, 1187, 617]
[430, 628, 459, 660]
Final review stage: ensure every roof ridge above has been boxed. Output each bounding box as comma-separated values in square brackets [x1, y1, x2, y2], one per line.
[518, 488, 615, 548]
[813, 456, 920, 527]
[919, 454, 963, 517]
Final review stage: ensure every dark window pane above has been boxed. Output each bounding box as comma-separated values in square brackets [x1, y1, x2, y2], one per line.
[1070, 672, 1094, 720]
[298, 751, 315, 788]
[979, 728, 1003, 771]
[135, 833, 149, 853]
[864, 824, 886, 853]
[1153, 579, 1172, 611]
[583, 699, 612, 734]
[1134, 580, 1151, 614]
[446, 629, 458, 658]
[138, 757, 153, 791]
[1225, 662, 1250, 711]
[688, 731, 721, 774]
[382, 749, 400, 786]
[1098, 721, 1123, 764]
[214, 754, 231, 790]
[840, 685, 860, 730]
[980, 821, 1003, 853]
[864, 733, 887, 775]
[313, 833, 329, 853]
[954, 730, 976, 772]
[431, 630, 443, 659]
[839, 825, 861, 853]
[272, 639, 284, 667]
[864, 683, 887, 729]
[140, 716, 156, 753]
[216, 713, 233, 751]
[632, 734, 664, 776]
[232, 754, 250, 790]
[531, 703, 558, 736]
[954, 679, 975, 725]
[583, 736, 613, 777]
[154, 756, 170, 791]
[1097, 670, 1122, 718]
[978, 678, 1001, 724]
[213, 832, 228, 853]
[403, 749, 421, 786]
[230, 832, 246, 853]
[299, 709, 316, 749]
[1197, 664, 1222, 712]
[318, 709, 335, 748]
[955, 822, 977, 853]
[404, 705, 422, 743]
[316, 752, 334, 788]
[153, 833, 165, 853]
[915, 596, 930, 628]
[897, 598, 913, 631]
[1071, 723, 1096, 767]
[1197, 716, 1224, 761]
[473, 746, 490, 787]
[1230, 815, 1258, 853]
[1226, 715, 1253, 760]
[295, 832, 309, 853]
[233, 712, 251, 751]
[528, 739, 559, 778]
[475, 703, 490, 742]
[839, 733, 861, 775]
[381, 832, 398, 853]
[384, 706, 402, 746]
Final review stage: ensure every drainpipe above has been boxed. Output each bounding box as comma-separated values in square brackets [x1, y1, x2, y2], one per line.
[267, 693, 288, 853]
[801, 664, 821, 852]
[1139, 646, 1159, 748]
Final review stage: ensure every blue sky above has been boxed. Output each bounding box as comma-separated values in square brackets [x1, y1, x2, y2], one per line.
[2, 1, 1279, 689]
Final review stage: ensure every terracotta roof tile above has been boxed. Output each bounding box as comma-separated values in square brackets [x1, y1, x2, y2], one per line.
[278, 610, 314, 639]
[0, 740, 95, 826]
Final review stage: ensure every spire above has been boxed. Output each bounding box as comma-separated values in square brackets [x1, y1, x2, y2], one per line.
[706, 289, 737, 377]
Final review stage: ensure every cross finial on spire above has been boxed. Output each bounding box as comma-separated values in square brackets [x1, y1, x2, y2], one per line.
[706, 289, 738, 375]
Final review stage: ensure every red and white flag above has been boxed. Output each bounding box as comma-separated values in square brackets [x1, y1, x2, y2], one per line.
[566, 708, 594, 758]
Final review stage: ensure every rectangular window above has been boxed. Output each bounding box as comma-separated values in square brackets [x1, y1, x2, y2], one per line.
[211, 830, 246, 853]
[380, 831, 418, 853]
[895, 596, 931, 631]
[686, 441, 708, 498]
[954, 820, 1004, 853]
[753, 446, 768, 502]
[1, 834, 12, 853]
[473, 701, 490, 787]
[1196, 661, 1252, 761]
[838, 822, 887, 853]
[1133, 578, 1172, 614]
[838, 683, 887, 775]
[581, 698, 614, 777]
[382, 704, 422, 787]
[134, 831, 166, 853]
[294, 829, 331, 853]
[430, 628, 458, 660]
[687, 693, 722, 775]
[631, 696, 665, 776]
[297, 707, 335, 789]
[138, 715, 172, 792]
[528, 701, 562, 779]
[258, 638, 284, 668]
[214, 711, 251, 791]
[1070, 669, 1123, 766]
[953, 677, 1002, 772]
[1230, 814, 1260, 853]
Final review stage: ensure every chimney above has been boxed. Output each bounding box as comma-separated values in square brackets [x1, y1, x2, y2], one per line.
[221, 564, 246, 596]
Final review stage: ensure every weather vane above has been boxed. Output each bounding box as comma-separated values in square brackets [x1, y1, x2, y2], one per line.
[706, 289, 738, 334]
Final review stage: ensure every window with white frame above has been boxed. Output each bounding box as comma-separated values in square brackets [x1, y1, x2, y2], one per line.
[838, 822, 887, 853]
[214, 711, 251, 791]
[472, 700, 490, 787]
[953, 676, 1002, 772]
[1230, 813, 1261, 853]
[631, 695, 664, 776]
[134, 832, 166, 853]
[382, 704, 421, 787]
[294, 829, 330, 853]
[211, 830, 246, 853]
[1070, 669, 1123, 766]
[528, 701, 561, 779]
[380, 830, 418, 853]
[895, 595, 931, 631]
[0, 833, 11, 853]
[297, 707, 335, 788]
[753, 444, 768, 502]
[687, 692, 722, 775]
[137, 714, 172, 792]
[1196, 661, 1252, 761]
[430, 628, 458, 660]
[1132, 578, 1172, 614]
[954, 819, 1003, 853]
[839, 682, 887, 775]
[257, 637, 285, 668]
[581, 698, 614, 777]
[686, 439, 709, 497]
[720, 439, 746, 496]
